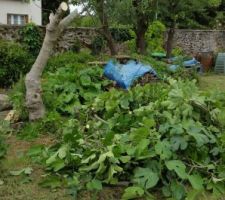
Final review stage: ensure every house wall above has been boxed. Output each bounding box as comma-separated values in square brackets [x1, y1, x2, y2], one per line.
[0, 0, 42, 25]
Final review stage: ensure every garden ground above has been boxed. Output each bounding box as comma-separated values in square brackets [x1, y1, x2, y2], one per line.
[0, 74, 224, 200]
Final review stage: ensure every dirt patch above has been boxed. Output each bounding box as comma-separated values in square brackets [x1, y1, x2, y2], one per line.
[0, 135, 127, 200]
[0, 135, 72, 200]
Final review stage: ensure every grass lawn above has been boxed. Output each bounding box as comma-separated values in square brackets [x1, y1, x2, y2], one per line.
[0, 74, 225, 200]
[198, 74, 225, 92]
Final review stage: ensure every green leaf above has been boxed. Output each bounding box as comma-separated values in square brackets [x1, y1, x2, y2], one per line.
[80, 75, 91, 86]
[39, 176, 62, 189]
[10, 169, 24, 176]
[170, 136, 188, 151]
[10, 167, 33, 176]
[133, 168, 159, 189]
[155, 140, 172, 160]
[86, 179, 102, 191]
[186, 189, 202, 200]
[171, 181, 186, 200]
[58, 145, 68, 159]
[135, 139, 150, 157]
[122, 186, 144, 200]
[27, 145, 44, 157]
[166, 160, 187, 179]
[24, 167, 33, 175]
[52, 159, 65, 172]
[142, 118, 156, 128]
[119, 156, 131, 163]
[188, 174, 204, 190]
[106, 165, 123, 183]
[120, 98, 129, 109]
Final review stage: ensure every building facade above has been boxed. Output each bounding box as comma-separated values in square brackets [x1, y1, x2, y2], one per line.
[0, 0, 42, 26]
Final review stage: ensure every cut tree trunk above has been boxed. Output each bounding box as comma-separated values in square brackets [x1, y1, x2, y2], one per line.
[166, 26, 176, 58]
[25, 2, 79, 121]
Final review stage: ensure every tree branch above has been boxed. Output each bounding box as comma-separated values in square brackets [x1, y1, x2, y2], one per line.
[59, 10, 80, 30]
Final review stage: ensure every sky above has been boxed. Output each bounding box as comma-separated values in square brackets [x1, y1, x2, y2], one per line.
[69, 5, 83, 13]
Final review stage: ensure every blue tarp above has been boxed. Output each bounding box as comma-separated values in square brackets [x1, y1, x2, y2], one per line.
[169, 58, 201, 72]
[104, 60, 157, 89]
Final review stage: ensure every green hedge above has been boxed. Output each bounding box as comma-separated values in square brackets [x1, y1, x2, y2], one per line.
[0, 40, 33, 87]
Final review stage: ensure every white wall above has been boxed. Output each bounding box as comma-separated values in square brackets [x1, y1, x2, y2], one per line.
[0, 0, 42, 25]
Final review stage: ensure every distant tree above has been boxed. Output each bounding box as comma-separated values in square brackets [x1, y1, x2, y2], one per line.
[72, 0, 117, 55]
[158, 0, 221, 58]
[110, 0, 157, 54]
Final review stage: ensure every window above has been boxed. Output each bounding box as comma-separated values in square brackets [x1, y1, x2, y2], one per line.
[7, 14, 28, 25]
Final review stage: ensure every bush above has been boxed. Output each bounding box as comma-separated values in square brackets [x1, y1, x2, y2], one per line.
[146, 20, 166, 53]
[45, 51, 94, 72]
[91, 36, 106, 55]
[9, 77, 28, 121]
[19, 23, 42, 56]
[110, 27, 133, 42]
[0, 40, 33, 87]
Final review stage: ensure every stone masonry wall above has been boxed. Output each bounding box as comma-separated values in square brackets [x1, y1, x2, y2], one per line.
[0, 25, 98, 52]
[172, 29, 225, 55]
[0, 25, 225, 54]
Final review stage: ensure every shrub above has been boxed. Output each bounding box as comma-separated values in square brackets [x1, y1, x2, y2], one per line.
[45, 51, 94, 72]
[91, 36, 106, 55]
[146, 20, 166, 53]
[19, 23, 42, 56]
[70, 39, 81, 53]
[110, 27, 133, 42]
[9, 77, 28, 121]
[0, 40, 33, 87]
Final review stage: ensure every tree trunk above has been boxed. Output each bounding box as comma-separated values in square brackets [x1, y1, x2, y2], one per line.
[133, 0, 149, 55]
[136, 27, 148, 55]
[96, 0, 117, 56]
[166, 26, 176, 58]
[25, 2, 79, 121]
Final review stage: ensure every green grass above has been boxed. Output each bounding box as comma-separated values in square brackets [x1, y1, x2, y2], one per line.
[198, 74, 225, 92]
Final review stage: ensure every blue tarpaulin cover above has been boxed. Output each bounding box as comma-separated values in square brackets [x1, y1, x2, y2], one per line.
[104, 60, 157, 89]
[169, 58, 201, 72]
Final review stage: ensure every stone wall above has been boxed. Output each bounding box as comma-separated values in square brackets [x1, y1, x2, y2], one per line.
[0, 25, 98, 52]
[172, 29, 225, 55]
[1, 25, 225, 54]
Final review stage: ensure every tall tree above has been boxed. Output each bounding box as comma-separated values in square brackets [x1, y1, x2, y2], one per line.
[25, 2, 80, 120]
[109, 0, 157, 54]
[158, 0, 221, 58]
[73, 0, 117, 55]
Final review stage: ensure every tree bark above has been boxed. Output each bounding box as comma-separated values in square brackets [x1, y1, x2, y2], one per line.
[166, 25, 176, 58]
[133, 0, 149, 55]
[96, 0, 117, 56]
[25, 2, 79, 121]
[135, 24, 148, 55]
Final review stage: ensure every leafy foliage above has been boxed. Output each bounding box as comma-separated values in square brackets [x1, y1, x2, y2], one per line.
[28, 76, 225, 199]
[0, 40, 33, 87]
[19, 23, 42, 56]
[91, 36, 106, 55]
[146, 20, 166, 53]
